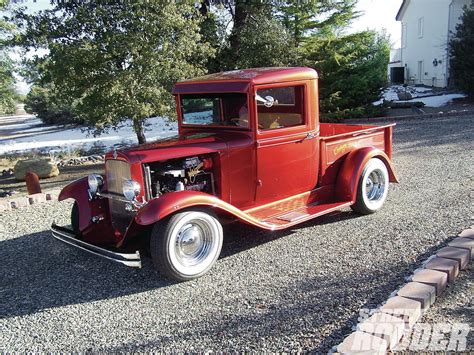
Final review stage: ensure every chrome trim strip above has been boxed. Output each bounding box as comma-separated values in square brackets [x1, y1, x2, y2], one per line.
[51, 224, 142, 268]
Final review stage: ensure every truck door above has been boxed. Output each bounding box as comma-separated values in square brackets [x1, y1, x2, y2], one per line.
[254, 83, 318, 205]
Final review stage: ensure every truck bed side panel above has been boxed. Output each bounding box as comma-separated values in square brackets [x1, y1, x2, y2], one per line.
[319, 123, 394, 186]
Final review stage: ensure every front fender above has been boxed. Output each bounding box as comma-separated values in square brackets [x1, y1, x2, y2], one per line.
[58, 177, 93, 230]
[135, 191, 266, 228]
[336, 147, 398, 203]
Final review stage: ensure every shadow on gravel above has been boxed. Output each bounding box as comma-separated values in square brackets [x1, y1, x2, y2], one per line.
[104, 236, 468, 353]
[105, 263, 411, 353]
[220, 210, 358, 259]
[0, 230, 173, 319]
[0, 210, 359, 320]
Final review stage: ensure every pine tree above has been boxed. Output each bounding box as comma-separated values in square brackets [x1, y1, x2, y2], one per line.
[450, 5, 474, 97]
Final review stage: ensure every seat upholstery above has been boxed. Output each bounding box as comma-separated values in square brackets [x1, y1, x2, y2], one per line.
[258, 112, 303, 129]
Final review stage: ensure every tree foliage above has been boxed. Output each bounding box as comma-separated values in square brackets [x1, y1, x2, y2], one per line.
[0, 0, 17, 114]
[303, 31, 390, 116]
[14, 1, 214, 143]
[13, 0, 391, 141]
[449, 4, 474, 97]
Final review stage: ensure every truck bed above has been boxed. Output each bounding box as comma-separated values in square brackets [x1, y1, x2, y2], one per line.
[318, 122, 395, 186]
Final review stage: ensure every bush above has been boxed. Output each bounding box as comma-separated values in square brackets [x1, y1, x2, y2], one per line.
[24, 85, 81, 125]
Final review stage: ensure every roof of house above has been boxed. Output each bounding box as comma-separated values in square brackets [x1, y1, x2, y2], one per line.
[396, 0, 409, 21]
[173, 67, 318, 94]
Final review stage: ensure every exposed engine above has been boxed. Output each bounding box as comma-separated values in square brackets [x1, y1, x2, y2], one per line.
[145, 156, 215, 199]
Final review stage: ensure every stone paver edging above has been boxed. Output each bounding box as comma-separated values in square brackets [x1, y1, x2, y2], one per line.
[0, 189, 61, 212]
[333, 227, 474, 354]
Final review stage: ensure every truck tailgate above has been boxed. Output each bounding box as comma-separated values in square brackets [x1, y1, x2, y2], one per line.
[319, 123, 395, 186]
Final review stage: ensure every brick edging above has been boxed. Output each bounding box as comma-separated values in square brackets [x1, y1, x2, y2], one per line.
[345, 109, 474, 124]
[332, 227, 474, 354]
[0, 189, 61, 212]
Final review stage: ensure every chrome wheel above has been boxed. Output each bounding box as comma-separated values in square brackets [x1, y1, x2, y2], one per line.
[352, 158, 389, 214]
[150, 209, 223, 281]
[365, 169, 386, 202]
[175, 221, 214, 268]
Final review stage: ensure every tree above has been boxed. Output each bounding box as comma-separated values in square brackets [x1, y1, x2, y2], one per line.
[14, 1, 214, 143]
[214, 0, 296, 70]
[303, 31, 390, 117]
[279, 0, 359, 47]
[0, 0, 17, 114]
[449, 4, 474, 97]
[277, 0, 388, 118]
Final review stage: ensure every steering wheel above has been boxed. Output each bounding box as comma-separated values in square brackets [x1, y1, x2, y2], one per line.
[229, 118, 263, 129]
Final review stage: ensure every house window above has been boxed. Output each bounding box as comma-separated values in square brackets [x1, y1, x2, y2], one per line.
[418, 17, 424, 38]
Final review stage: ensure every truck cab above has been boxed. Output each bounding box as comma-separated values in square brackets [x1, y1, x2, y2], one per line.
[52, 67, 398, 281]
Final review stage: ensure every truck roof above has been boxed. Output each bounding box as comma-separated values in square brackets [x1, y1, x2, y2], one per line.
[173, 67, 318, 94]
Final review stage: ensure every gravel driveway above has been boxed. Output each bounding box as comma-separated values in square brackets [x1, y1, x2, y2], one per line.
[1, 115, 472, 352]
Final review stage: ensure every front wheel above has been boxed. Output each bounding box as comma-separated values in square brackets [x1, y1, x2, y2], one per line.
[351, 158, 389, 215]
[150, 209, 223, 281]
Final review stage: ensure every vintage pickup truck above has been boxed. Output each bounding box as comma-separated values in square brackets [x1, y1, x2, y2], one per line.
[52, 67, 398, 281]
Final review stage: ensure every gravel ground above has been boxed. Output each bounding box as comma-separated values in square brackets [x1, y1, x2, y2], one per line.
[0, 115, 473, 352]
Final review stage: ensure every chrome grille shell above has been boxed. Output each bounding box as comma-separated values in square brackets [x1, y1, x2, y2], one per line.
[105, 159, 134, 235]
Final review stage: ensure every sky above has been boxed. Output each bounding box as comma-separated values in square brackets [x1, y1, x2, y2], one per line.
[349, 0, 404, 47]
[12, 0, 405, 94]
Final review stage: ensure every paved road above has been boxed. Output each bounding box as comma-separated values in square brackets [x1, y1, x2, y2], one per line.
[0, 115, 472, 352]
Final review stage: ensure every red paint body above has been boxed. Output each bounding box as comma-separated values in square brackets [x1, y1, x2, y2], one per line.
[58, 67, 398, 247]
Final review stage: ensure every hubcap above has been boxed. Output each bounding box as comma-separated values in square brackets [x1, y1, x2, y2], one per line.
[365, 169, 386, 201]
[175, 221, 213, 267]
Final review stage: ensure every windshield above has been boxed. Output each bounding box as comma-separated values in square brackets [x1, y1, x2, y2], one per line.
[180, 93, 249, 128]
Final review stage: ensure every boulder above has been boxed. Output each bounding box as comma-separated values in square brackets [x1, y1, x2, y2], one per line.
[14, 158, 59, 181]
[397, 91, 413, 100]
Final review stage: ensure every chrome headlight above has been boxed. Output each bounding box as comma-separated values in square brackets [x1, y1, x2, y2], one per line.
[88, 174, 103, 194]
[123, 180, 141, 201]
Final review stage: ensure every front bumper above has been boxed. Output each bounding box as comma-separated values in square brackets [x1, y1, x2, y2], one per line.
[51, 223, 142, 268]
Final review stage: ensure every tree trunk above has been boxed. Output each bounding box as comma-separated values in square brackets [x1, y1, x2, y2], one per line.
[199, 0, 210, 16]
[229, 0, 248, 56]
[133, 120, 146, 144]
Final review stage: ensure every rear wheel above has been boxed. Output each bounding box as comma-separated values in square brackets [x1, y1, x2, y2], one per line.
[150, 209, 223, 281]
[351, 158, 389, 215]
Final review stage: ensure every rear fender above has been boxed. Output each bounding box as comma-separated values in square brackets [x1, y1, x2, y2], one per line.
[135, 191, 263, 228]
[336, 147, 398, 203]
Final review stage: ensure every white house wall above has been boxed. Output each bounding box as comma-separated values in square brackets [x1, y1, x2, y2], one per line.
[400, 0, 450, 87]
[398, 0, 471, 87]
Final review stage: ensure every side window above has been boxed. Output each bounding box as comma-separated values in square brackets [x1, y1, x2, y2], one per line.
[256, 86, 305, 130]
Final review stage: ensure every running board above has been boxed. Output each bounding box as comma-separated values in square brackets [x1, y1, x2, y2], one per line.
[263, 201, 352, 227]
[51, 223, 142, 268]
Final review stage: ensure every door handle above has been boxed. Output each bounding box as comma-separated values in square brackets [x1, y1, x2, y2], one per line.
[302, 132, 316, 141]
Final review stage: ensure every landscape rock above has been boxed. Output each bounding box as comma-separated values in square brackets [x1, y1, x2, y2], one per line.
[14, 158, 60, 181]
[397, 91, 413, 100]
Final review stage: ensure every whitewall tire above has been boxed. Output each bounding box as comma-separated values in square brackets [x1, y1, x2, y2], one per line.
[150, 209, 223, 281]
[351, 158, 389, 215]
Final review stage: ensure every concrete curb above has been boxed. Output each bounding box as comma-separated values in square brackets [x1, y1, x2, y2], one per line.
[332, 226, 474, 354]
[345, 109, 474, 124]
[0, 189, 61, 213]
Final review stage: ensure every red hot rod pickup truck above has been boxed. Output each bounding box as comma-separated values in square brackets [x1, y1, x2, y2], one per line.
[52, 67, 398, 281]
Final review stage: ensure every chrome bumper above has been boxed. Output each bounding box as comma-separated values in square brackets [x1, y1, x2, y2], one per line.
[51, 223, 142, 268]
